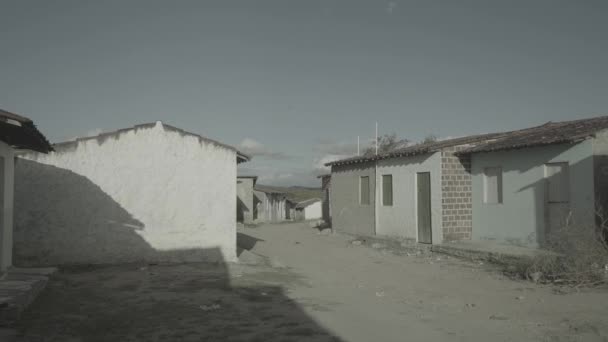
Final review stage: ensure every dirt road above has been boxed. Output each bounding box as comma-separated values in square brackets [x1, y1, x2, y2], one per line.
[240, 222, 608, 342]
[14, 222, 608, 341]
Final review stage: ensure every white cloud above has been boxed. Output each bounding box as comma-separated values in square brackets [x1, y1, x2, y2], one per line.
[238, 138, 290, 160]
[312, 154, 354, 174]
[313, 138, 365, 156]
[386, 1, 397, 14]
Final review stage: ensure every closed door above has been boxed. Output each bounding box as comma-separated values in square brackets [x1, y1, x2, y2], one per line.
[545, 163, 570, 235]
[417, 172, 432, 244]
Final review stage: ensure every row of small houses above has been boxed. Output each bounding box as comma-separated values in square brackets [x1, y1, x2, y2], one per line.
[321, 116, 608, 248]
[236, 178, 322, 224]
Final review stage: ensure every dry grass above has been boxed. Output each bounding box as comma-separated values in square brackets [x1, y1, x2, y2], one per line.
[527, 214, 608, 287]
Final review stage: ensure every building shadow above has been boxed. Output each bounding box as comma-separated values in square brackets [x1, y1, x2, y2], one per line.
[14, 158, 235, 266]
[14, 248, 344, 341]
[236, 232, 264, 257]
[237, 197, 246, 223]
[12, 160, 344, 341]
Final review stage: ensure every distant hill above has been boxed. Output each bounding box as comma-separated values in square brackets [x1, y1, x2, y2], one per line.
[255, 184, 323, 203]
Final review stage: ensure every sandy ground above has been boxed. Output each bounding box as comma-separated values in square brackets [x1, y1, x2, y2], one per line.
[14, 222, 608, 341]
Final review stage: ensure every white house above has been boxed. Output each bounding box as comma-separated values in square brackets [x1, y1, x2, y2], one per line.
[295, 198, 322, 221]
[14, 121, 249, 265]
[253, 186, 290, 223]
[0, 110, 52, 276]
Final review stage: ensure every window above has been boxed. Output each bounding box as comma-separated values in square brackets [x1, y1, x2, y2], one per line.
[360, 176, 370, 205]
[483, 167, 502, 204]
[382, 174, 393, 206]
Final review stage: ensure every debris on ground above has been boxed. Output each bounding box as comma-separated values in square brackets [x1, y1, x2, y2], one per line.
[351, 240, 363, 246]
[318, 228, 332, 236]
[489, 315, 510, 321]
[375, 291, 385, 297]
[199, 304, 221, 312]
[530, 272, 543, 283]
[371, 243, 385, 249]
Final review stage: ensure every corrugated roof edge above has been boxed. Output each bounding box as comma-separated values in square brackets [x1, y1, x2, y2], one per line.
[454, 115, 608, 155]
[254, 187, 288, 195]
[50, 121, 250, 162]
[325, 133, 501, 167]
[0, 109, 53, 153]
[295, 198, 322, 209]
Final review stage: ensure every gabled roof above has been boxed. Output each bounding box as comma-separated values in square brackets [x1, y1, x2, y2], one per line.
[295, 198, 321, 209]
[457, 115, 608, 155]
[52, 121, 250, 163]
[325, 133, 501, 167]
[0, 109, 53, 153]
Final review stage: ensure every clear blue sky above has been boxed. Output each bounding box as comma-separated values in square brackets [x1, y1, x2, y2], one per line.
[2, 0, 607, 187]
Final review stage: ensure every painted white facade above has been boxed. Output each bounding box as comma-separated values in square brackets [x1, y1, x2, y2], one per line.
[471, 142, 596, 247]
[253, 190, 288, 223]
[375, 153, 443, 242]
[0, 141, 15, 273]
[14, 122, 240, 265]
[303, 201, 322, 220]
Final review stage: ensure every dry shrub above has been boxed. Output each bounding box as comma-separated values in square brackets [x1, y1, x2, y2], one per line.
[527, 214, 608, 287]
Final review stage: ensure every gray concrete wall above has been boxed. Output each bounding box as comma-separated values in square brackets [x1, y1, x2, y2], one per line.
[471, 142, 595, 247]
[330, 162, 376, 236]
[321, 176, 331, 224]
[0, 141, 15, 274]
[376, 153, 442, 242]
[592, 129, 608, 222]
[14, 122, 239, 265]
[237, 178, 254, 223]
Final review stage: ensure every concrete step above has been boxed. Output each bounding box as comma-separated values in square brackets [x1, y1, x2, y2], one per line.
[0, 268, 56, 327]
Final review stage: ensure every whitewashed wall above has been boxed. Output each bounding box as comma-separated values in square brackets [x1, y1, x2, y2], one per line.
[0, 141, 15, 273]
[14, 122, 238, 265]
[304, 201, 322, 220]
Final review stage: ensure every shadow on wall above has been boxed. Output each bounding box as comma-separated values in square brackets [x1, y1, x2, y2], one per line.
[237, 197, 246, 223]
[253, 193, 262, 221]
[13, 159, 224, 266]
[17, 247, 344, 341]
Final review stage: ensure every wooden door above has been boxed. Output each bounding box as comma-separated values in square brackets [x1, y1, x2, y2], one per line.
[417, 172, 432, 244]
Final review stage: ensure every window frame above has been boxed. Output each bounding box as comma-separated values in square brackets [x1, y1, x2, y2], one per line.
[382, 174, 393, 206]
[483, 166, 503, 204]
[359, 176, 370, 205]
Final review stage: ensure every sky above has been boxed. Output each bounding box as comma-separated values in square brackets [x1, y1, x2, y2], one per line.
[1, 0, 608, 187]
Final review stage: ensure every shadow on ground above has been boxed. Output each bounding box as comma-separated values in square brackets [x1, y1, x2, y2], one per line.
[15, 260, 342, 342]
